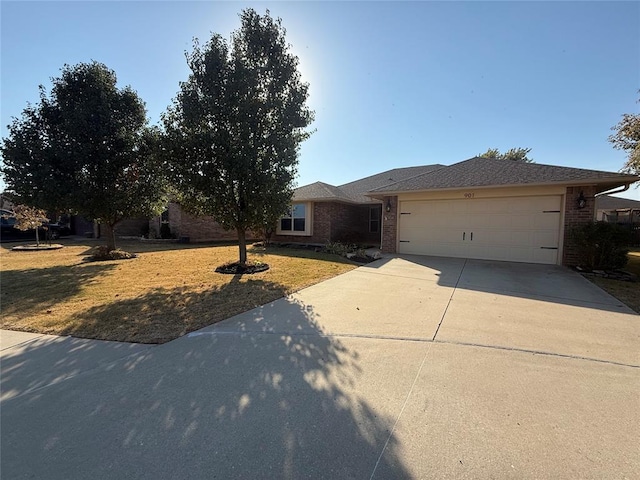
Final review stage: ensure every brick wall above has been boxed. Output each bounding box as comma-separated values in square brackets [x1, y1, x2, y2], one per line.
[272, 202, 332, 244]
[330, 203, 377, 244]
[114, 217, 148, 236]
[381, 196, 398, 253]
[149, 202, 258, 243]
[271, 202, 382, 246]
[562, 186, 597, 266]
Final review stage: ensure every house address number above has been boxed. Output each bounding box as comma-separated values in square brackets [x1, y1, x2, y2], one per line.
[463, 192, 475, 198]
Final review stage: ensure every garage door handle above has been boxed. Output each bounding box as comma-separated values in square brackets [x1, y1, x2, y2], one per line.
[470, 232, 473, 241]
[463, 232, 465, 240]
[540, 247, 558, 250]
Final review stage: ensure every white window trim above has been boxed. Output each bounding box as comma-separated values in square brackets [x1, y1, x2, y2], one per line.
[276, 202, 313, 236]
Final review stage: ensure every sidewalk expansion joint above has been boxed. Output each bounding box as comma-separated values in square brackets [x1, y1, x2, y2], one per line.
[190, 330, 639, 369]
[431, 258, 467, 341]
[434, 339, 639, 369]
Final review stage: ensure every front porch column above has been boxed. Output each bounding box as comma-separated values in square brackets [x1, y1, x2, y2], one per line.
[381, 195, 398, 253]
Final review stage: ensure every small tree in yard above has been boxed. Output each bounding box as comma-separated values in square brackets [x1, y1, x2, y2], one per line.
[163, 9, 314, 267]
[1, 62, 168, 252]
[12, 205, 49, 247]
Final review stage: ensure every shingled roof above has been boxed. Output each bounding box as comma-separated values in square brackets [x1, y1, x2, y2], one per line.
[369, 157, 639, 194]
[292, 182, 353, 202]
[293, 164, 444, 203]
[595, 194, 640, 211]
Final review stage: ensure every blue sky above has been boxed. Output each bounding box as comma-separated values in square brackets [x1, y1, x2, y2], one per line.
[2, 1, 639, 199]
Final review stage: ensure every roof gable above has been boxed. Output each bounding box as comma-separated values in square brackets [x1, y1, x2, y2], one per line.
[293, 164, 444, 203]
[292, 181, 352, 202]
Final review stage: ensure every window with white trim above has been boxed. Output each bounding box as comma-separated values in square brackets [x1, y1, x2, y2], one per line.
[278, 203, 312, 236]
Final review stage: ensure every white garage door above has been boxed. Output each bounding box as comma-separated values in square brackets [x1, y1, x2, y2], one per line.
[398, 196, 562, 264]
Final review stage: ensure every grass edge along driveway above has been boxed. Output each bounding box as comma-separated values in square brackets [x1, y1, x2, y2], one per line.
[0, 241, 357, 343]
[587, 249, 640, 313]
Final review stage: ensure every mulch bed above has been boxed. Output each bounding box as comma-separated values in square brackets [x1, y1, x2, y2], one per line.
[574, 266, 638, 282]
[215, 262, 270, 274]
[11, 244, 64, 251]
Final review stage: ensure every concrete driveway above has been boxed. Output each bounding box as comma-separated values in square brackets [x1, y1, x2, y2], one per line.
[1, 256, 638, 479]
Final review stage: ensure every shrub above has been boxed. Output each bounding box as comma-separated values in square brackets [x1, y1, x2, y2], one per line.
[324, 241, 357, 257]
[571, 222, 631, 270]
[89, 246, 137, 261]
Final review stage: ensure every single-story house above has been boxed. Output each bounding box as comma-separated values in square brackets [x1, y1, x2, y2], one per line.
[149, 157, 638, 266]
[595, 194, 640, 223]
[270, 157, 638, 266]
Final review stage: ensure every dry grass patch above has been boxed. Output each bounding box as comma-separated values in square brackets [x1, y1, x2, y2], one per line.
[0, 240, 357, 343]
[588, 249, 640, 313]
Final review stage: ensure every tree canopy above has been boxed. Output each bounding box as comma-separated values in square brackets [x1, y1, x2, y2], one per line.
[1, 62, 168, 250]
[478, 147, 534, 163]
[12, 205, 49, 247]
[163, 8, 314, 266]
[609, 95, 640, 175]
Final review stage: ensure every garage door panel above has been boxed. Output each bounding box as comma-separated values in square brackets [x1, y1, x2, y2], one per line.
[398, 196, 562, 264]
[535, 230, 559, 247]
[534, 213, 561, 230]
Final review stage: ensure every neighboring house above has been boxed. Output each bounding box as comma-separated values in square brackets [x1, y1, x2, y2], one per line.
[0, 193, 15, 212]
[595, 194, 640, 223]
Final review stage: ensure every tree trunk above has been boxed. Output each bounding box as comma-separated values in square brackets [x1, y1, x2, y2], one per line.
[34, 226, 40, 247]
[237, 228, 247, 266]
[104, 223, 117, 251]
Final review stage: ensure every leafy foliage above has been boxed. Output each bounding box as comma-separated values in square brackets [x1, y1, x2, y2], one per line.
[609, 93, 640, 175]
[571, 222, 631, 270]
[1, 62, 168, 251]
[11, 204, 49, 246]
[479, 147, 534, 163]
[88, 246, 138, 261]
[163, 9, 314, 265]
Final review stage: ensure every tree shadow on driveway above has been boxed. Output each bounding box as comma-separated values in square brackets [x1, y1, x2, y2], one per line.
[1, 285, 414, 479]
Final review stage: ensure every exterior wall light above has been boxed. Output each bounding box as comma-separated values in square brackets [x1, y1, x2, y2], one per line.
[385, 198, 392, 213]
[577, 191, 587, 209]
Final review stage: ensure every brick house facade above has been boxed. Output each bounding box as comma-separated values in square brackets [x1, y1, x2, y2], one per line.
[144, 160, 636, 266]
[271, 202, 381, 245]
[149, 202, 257, 243]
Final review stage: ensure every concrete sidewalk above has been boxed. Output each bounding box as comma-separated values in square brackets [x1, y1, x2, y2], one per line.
[1, 256, 638, 479]
[1, 330, 153, 401]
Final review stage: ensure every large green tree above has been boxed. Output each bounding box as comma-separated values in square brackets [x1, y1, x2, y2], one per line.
[609, 95, 640, 175]
[478, 147, 534, 163]
[1, 62, 168, 250]
[163, 8, 314, 266]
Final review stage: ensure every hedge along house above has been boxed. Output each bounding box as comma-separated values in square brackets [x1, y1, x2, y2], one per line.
[366, 157, 639, 266]
[270, 165, 444, 246]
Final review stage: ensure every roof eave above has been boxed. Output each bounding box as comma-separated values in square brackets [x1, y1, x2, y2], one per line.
[365, 176, 640, 198]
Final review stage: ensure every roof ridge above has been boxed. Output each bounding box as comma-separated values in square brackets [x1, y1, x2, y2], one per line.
[337, 164, 445, 189]
[372, 164, 450, 192]
[472, 156, 632, 176]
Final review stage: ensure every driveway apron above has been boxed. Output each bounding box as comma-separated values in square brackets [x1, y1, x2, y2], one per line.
[1, 255, 638, 479]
